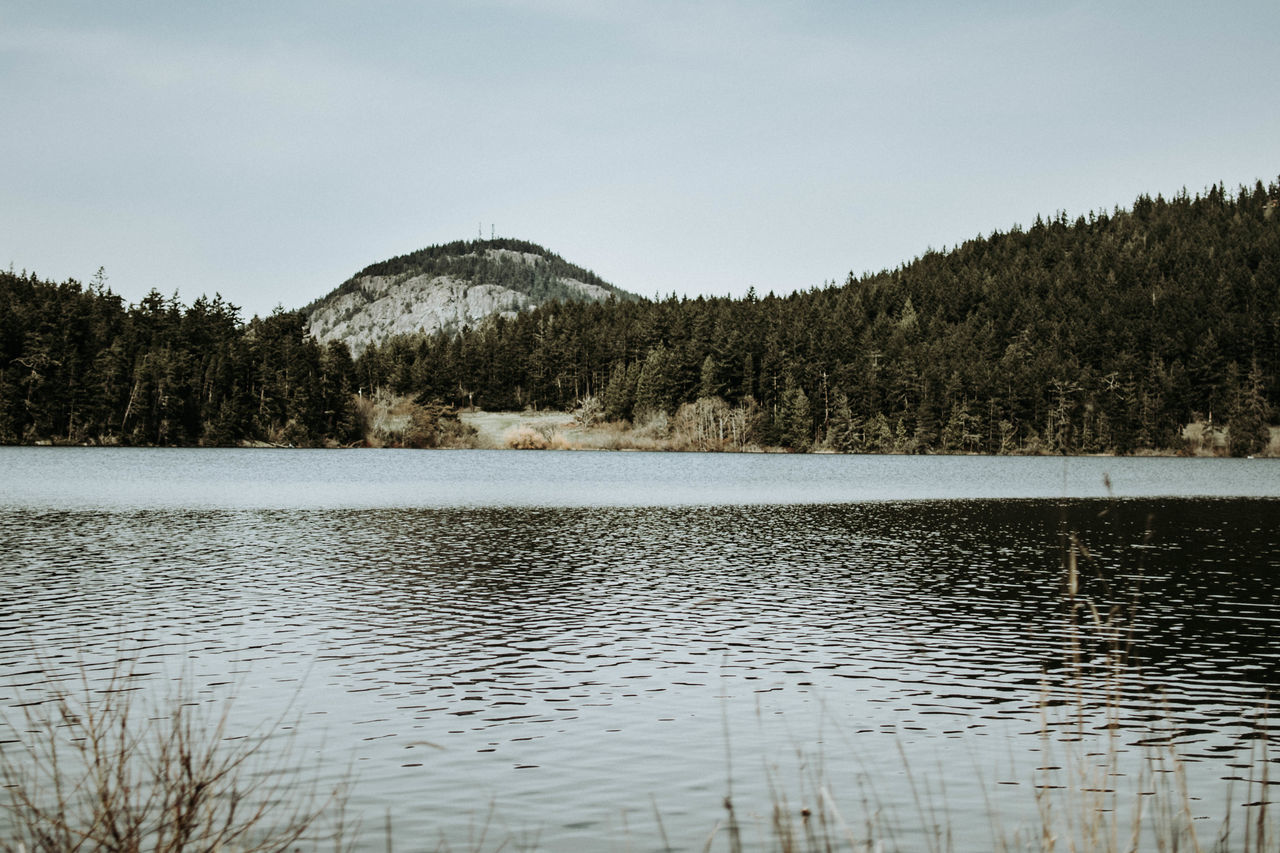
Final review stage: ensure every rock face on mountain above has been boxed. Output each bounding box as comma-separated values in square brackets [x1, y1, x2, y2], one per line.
[303, 239, 633, 354]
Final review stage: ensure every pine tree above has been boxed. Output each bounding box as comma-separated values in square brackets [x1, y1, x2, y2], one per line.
[1227, 359, 1272, 456]
[698, 354, 723, 400]
[779, 379, 812, 451]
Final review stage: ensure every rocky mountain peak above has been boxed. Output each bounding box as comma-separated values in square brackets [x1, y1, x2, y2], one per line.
[303, 239, 634, 354]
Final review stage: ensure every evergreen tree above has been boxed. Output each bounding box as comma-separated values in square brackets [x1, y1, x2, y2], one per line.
[779, 379, 812, 451]
[1227, 359, 1272, 456]
[698, 354, 724, 400]
[603, 360, 635, 421]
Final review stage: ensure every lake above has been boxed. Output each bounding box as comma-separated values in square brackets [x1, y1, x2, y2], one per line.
[1, 448, 1277, 850]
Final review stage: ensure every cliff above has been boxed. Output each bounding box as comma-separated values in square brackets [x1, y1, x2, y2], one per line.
[303, 239, 634, 354]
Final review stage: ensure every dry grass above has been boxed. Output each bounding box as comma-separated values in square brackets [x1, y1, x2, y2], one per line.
[353, 389, 414, 445]
[1011, 530, 1276, 853]
[694, 523, 1277, 853]
[0, 662, 348, 853]
[354, 390, 477, 448]
[502, 424, 551, 449]
[476, 404, 769, 452]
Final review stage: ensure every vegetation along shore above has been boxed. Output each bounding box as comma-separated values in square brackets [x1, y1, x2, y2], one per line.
[2, 180, 1277, 455]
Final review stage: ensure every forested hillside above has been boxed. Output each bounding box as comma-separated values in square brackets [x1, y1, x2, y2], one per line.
[2, 180, 1276, 452]
[355, 180, 1279, 455]
[0, 273, 359, 446]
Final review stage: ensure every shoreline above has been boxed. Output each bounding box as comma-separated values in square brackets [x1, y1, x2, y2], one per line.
[9, 432, 1276, 459]
[10, 402, 1278, 458]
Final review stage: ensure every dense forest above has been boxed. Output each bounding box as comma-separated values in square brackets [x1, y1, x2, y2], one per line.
[0, 272, 359, 447]
[354, 181, 1279, 455]
[2, 180, 1277, 453]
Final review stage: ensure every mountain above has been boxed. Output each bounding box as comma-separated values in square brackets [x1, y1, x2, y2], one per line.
[353, 180, 1280, 455]
[302, 238, 636, 353]
[3, 180, 1276, 452]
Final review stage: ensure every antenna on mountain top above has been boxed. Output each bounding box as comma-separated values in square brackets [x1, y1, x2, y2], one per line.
[477, 222, 482, 241]
[491, 224, 495, 240]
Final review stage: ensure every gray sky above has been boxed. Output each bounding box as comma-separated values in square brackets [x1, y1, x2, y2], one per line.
[3, 1, 1278, 318]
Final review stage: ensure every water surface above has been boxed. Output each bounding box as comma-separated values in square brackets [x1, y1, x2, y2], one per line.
[0, 448, 1276, 850]
[4, 447, 1280, 510]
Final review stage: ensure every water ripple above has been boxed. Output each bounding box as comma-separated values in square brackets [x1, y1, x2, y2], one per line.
[1, 492, 1277, 850]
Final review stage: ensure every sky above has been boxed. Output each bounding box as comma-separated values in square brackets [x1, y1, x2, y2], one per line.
[3, 1, 1278, 318]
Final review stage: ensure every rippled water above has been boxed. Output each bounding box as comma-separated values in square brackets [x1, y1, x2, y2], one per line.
[1, 448, 1277, 850]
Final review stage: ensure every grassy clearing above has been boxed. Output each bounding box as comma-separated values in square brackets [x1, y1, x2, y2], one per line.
[461, 404, 773, 452]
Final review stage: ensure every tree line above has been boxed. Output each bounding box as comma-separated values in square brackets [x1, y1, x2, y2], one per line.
[2, 179, 1277, 452]
[354, 180, 1279, 455]
[0, 270, 359, 446]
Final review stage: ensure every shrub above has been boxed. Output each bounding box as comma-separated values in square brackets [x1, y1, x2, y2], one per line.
[503, 425, 549, 449]
[571, 395, 605, 427]
[0, 663, 348, 853]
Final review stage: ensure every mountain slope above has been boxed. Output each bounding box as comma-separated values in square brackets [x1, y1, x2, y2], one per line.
[350, 180, 1280, 454]
[303, 238, 635, 353]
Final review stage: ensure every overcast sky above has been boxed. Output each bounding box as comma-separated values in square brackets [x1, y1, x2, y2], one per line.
[3, 1, 1278, 318]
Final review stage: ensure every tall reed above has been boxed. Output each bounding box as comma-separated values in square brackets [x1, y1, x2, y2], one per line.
[700, 513, 1276, 852]
[0, 660, 349, 853]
